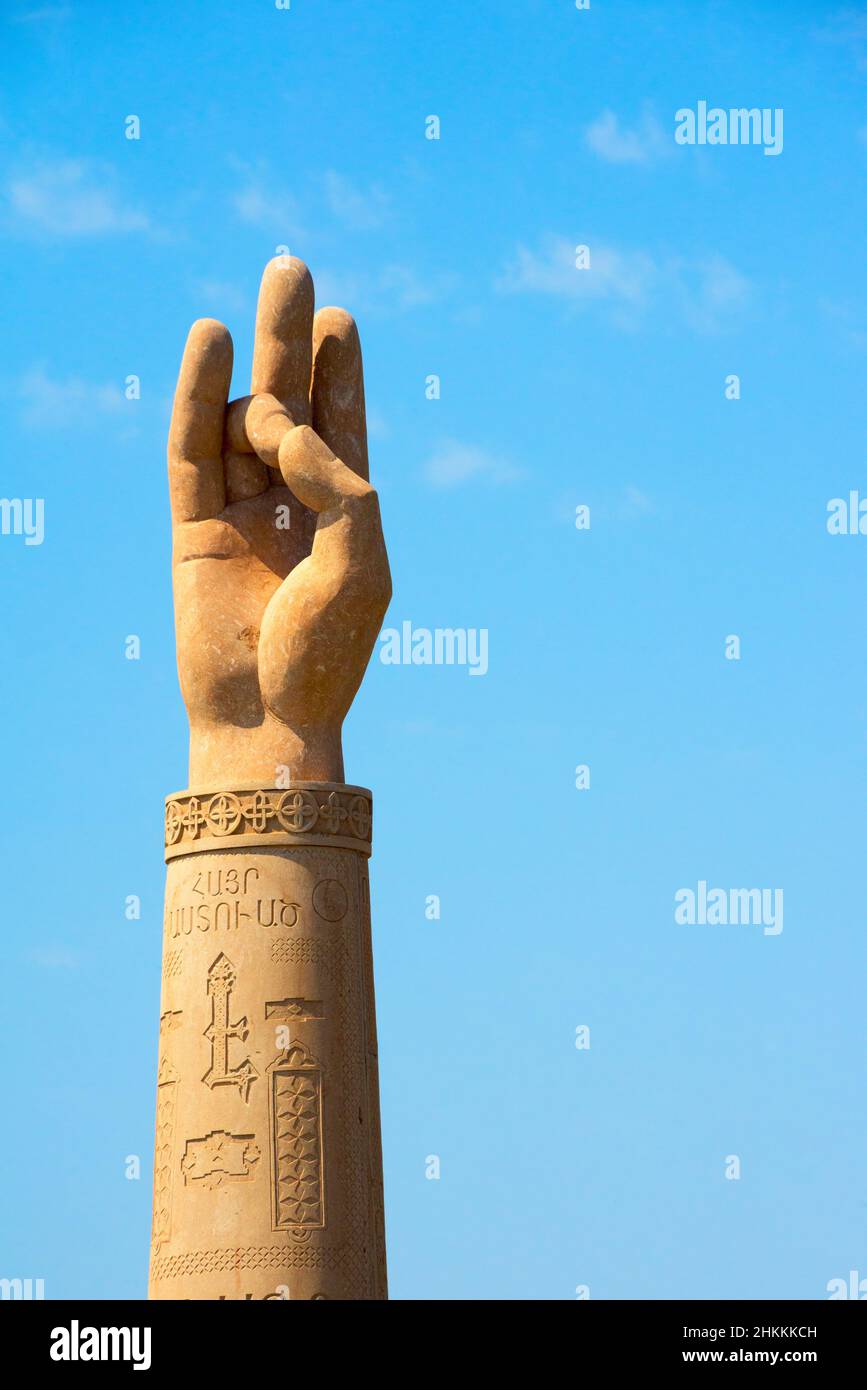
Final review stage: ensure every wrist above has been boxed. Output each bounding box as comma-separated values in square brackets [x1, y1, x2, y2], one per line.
[187, 715, 344, 789]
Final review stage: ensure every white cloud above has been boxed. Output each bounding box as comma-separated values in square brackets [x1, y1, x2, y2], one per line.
[316, 262, 449, 313]
[621, 486, 656, 517]
[233, 179, 303, 238]
[498, 235, 750, 331]
[424, 439, 523, 489]
[195, 279, 249, 314]
[818, 296, 867, 348]
[323, 171, 390, 229]
[9, 5, 71, 21]
[17, 367, 127, 428]
[677, 253, 750, 330]
[553, 487, 658, 526]
[584, 109, 668, 164]
[234, 161, 388, 238]
[378, 264, 438, 308]
[498, 235, 655, 308]
[6, 158, 149, 236]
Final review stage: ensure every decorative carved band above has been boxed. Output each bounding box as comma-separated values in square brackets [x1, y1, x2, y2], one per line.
[164, 783, 373, 861]
[150, 1244, 349, 1280]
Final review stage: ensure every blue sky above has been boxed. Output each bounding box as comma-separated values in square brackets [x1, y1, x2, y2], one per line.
[1, 0, 866, 1300]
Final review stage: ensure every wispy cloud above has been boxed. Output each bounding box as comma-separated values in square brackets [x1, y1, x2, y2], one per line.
[194, 279, 249, 314]
[5, 158, 149, 237]
[818, 296, 867, 349]
[17, 367, 127, 428]
[584, 108, 668, 165]
[230, 161, 406, 253]
[424, 439, 523, 489]
[497, 235, 750, 332]
[498, 235, 654, 308]
[227, 163, 445, 312]
[8, 4, 71, 21]
[674, 253, 750, 331]
[233, 176, 303, 239]
[317, 262, 451, 313]
[323, 171, 390, 229]
[554, 486, 658, 526]
[621, 485, 656, 518]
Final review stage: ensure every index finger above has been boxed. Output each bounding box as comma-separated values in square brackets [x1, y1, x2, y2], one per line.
[167, 318, 232, 524]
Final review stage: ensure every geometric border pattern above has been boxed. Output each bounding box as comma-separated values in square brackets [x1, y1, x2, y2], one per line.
[164, 783, 372, 861]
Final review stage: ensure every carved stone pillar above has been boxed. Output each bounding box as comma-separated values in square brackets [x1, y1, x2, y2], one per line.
[148, 782, 387, 1301]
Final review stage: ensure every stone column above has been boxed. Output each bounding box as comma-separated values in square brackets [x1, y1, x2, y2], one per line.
[148, 783, 387, 1301]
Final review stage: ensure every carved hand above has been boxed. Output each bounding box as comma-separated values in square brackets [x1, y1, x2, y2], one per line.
[167, 258, 391, 789]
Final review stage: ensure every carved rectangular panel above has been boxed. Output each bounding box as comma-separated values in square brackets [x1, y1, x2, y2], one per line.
[270, 1049, 324, 1229]
[152, 1058, 178, 1252]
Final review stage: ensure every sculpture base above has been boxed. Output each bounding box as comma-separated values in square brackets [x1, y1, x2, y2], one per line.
[149, 791, 386, 1301]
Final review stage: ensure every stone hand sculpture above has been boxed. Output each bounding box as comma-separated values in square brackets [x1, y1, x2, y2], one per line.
[168, 255, 391, 788]
[150, 258, 391, 1301]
